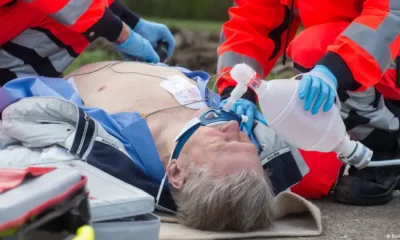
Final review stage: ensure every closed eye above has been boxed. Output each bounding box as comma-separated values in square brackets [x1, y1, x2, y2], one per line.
[38, 121, 62, 124]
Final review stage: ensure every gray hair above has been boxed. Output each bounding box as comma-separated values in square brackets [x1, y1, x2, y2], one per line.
[170, 165, 275, 232]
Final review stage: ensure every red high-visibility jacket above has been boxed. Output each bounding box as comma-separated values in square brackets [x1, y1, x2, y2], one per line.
[0, 0, 139, 85]
[217, 0, 400, 100]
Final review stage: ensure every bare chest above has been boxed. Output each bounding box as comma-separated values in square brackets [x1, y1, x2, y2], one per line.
[71, 62, 195, 115]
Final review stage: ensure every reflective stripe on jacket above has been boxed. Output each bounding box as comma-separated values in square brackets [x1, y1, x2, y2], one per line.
[0, 0, 139, 85]
[217, 0, 400, 98]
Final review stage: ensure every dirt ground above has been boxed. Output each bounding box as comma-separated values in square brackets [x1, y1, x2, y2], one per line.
[89, 27, 297, 79]
[287, 192, 400, 240]
[167, 27, 298, 79]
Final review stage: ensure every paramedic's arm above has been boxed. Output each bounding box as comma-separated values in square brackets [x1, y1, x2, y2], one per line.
[107, 0, 141, 32]
[21, 0, 165, 61]
[217, 0, 300, 103]
[317, 0, 400, 94]
[22, 0, 126, 43]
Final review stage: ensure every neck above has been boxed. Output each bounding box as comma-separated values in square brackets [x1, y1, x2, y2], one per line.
[146, 107, 207, 167]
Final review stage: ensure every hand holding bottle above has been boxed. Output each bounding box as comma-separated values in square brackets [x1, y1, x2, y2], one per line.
[298, 65, 338, 115]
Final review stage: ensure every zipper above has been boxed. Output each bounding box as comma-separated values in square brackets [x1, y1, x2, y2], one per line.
[76, 112, 90, 156]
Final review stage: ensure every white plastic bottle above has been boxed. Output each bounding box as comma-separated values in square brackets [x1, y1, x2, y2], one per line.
[229, 63, 373, 169]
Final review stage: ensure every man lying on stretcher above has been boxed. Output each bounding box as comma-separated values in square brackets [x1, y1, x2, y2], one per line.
[0, 61, 342, 232]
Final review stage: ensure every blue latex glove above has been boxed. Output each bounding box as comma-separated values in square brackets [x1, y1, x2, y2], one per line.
[298, 65, 338, 115]
[133, 19, 176, 59]
[219, 98, 267, 134]
[114, 26, 160, 62]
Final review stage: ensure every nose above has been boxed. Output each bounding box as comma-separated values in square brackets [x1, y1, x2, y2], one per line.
[220, 121, 240, 139]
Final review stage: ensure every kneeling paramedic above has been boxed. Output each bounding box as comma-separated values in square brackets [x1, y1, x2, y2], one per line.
[217, 0, 400, 206]
[0, 0, 176, 85]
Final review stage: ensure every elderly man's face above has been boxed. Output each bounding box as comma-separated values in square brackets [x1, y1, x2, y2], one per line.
[166, 121, 274, 232]
[166, 120, 265, 190]
[185, 121, 264, 176]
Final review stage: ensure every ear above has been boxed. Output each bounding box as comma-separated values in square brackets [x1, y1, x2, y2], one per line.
[166, 159, 185, 190]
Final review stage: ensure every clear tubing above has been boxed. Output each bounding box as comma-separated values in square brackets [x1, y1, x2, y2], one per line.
[229, 63, 270, 99]
[366, 159, 400, 167]
[222, 99, 235, 112]
[334, 136, 400, 168]
[223, 64, 256, 111]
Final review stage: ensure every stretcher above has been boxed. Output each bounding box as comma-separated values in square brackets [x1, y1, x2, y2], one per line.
[31, 160, 161, 240]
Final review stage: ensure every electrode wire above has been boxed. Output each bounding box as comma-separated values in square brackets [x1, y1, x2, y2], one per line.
[66, 61, 229, 118]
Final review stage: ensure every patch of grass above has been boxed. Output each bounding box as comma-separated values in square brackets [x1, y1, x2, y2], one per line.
[63, 17, 224, 75]
[64, 50, 118, 76]
[145, 16, 223, 32]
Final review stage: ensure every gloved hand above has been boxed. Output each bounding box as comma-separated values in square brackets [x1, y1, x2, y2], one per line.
[114, 26, 160, 62]
[298, 65, 338, 115]
[133, 19, 176, 59]
[219, 98, 267, 134]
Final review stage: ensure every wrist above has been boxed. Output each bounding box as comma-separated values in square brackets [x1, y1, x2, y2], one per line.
[82, 8, 122, 43]
[109, 0, 140, 29]
[133, 19, 144, 32]
[116, 23, 131, 44]
[221, 86, 257, 105]
[314, 64, 338, 88]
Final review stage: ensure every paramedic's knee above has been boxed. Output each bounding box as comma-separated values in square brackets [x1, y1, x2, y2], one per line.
[340, 86, 400, 152]
[287, 22, 350, 72]
[291, 151, 342, 199]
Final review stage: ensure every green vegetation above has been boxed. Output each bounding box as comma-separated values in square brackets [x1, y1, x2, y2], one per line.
[121, 0, 232, 22]
[64, 16, 223, 75]
[65, 0, 301, 80]
[145, 16, 223, 32]
[64, 50, 119, 76]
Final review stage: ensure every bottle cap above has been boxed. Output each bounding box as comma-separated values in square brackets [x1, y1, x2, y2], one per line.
[230, 63, 256, 85]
